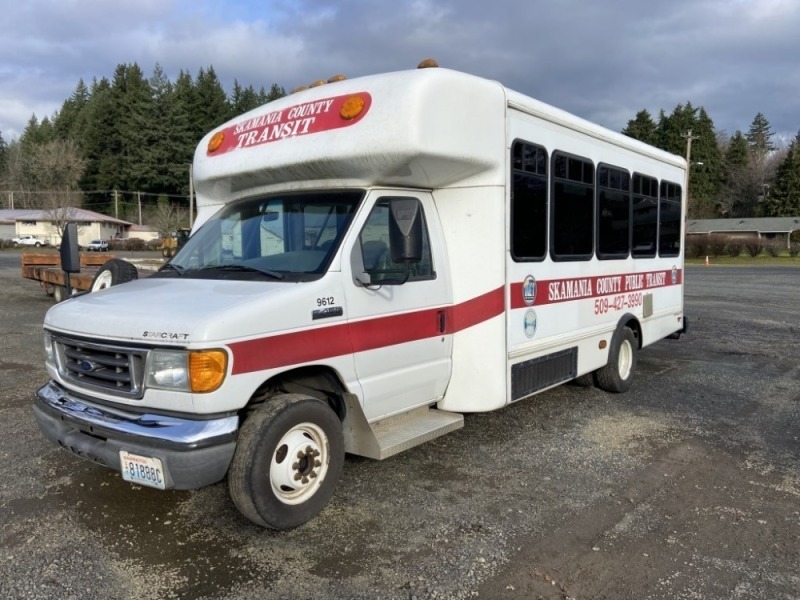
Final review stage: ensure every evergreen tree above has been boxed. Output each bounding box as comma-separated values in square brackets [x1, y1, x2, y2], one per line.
[79, 76, 121, 195]
[114, 63, 154, 191]
[53, 79, 90, 141]
[169, 70, 198, 195]
[745, 112, 775, 159]
[144, 64, 194, 196]
[0, 132, 6, 171]
[265, 83, 286, 103]
[724, 131, 749, 171]
[229, 80, 262, 118]
[622, 109, 658, 146]
[193, 66, 229, 140]
[687, 107, 722, 217]
[657, 103, 697, 157]
[718, 131, 754, 216]
[763, 131, 800, 216]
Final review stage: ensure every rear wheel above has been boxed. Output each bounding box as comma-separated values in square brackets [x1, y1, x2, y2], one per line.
[228, 394, 344, 529]
[91, 259, 138, 292]
[595, 326, 638, 393]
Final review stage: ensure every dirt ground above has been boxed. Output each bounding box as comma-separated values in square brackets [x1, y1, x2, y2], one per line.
[1, 253, 798, 600]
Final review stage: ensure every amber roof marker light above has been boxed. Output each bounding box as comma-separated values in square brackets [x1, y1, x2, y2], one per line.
[417, 58, 439, 69]
[340, 95, 366, 120]
[207, 131, 225, 153]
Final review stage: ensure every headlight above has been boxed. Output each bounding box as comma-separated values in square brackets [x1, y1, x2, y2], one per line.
[43, 331, 54, 364]
[146, 349, 227, 393]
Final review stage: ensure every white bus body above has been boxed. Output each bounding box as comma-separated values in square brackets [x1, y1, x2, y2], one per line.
[34, 65, 686, 529]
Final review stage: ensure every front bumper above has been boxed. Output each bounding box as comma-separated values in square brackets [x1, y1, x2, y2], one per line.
[33, 381, 238, 490]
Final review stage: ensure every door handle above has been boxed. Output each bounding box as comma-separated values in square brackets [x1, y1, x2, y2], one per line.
[437, 310, 446, 333]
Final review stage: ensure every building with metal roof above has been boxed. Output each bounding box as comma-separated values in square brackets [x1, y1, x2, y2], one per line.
[687, 217, 800, 248]
[0, 208, 134, 246]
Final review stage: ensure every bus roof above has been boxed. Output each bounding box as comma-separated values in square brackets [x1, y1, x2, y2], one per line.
[193, 66, 685, 210]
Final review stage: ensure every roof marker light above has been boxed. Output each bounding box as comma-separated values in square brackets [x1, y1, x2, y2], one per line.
[417, 58, 439, 69]
[309, 80, 326, 88]
[208, 131, 224, 153]
[328, 74, 346, 83]
[340, 95, 366, 120]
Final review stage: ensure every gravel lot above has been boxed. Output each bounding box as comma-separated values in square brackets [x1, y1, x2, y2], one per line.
[1, 252, 798, 600]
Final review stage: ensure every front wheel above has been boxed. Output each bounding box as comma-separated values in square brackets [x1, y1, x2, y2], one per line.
[228, 394, 344, 529]
[595, 326, 638, 393]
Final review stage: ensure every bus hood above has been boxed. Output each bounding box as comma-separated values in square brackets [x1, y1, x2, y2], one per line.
[43, 277, 316, 346]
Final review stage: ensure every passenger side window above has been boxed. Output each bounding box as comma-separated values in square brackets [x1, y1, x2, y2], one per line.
[358, 198, 435, 284]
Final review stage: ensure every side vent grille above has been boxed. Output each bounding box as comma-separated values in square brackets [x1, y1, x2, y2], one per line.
[511, 347, 578, 401]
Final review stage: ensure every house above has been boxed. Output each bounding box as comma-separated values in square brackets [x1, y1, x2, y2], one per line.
[0, 208, 134, 248]
[687, 217, 800, 248]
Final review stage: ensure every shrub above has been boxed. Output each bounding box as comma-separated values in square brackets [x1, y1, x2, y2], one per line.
[743, 238, 763, 257]
[789, 242, 800, 258]
[125, 238, 146, 251]
[706, 234, 727, 257]
[685, 235, 708, 259]
[764, 240, 782, 258]
[726, 238, 743, 257]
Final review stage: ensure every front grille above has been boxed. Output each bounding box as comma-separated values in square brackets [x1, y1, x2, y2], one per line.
[53, 335, 148, 399]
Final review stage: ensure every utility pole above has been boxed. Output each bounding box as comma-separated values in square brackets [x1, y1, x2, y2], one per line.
[682, 129, 700, 216]
[114, 190, 119, 219]
[137, 191, 142, 225]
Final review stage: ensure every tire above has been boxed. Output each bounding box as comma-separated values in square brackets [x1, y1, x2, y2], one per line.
[595, 326, 638, 393]
[34, 242, 41, 247]
[571, 372, 595, 387]
[90, 259, 139, 292]
[228, 394, 345, 530]
[52, 285, 67, 303]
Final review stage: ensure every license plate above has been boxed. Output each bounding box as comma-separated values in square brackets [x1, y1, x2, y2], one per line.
[119, 451, 166, 490]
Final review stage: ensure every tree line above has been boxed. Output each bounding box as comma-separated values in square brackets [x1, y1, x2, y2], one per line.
[622, 106, 800, 218]
[0, 62, 799, 225]
[0, 62, 285, 230]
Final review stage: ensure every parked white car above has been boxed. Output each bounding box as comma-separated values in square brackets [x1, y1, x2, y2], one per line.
[12, 235, 48, 247]
[85, 240, 110, 252]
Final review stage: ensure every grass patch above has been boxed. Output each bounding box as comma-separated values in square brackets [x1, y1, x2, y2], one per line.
[686, 255, 800, 266]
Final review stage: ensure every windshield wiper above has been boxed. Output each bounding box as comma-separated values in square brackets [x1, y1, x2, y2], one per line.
[158, 263, 184, 276]
[196, 264, 286, 280]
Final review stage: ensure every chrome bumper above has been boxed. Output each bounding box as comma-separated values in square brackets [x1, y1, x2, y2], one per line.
[33, 381, 238, 489]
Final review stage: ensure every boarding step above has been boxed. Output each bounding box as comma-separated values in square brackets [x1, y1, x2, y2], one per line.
[342, 397, 464, 460]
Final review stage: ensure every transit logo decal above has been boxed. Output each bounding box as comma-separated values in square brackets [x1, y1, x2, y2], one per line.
[207, 92, 372, 156]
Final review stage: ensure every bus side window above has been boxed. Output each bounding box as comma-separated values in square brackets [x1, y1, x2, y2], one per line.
[632, 174, 658, 258]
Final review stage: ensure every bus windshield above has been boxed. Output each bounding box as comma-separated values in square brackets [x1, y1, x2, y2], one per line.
[158, 190, 364, 282]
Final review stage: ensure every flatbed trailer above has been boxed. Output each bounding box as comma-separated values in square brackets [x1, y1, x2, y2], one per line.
[20, 253, 160, 302]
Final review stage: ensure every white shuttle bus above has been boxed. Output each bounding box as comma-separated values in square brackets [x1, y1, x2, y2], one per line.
[34, 62, 686, 529]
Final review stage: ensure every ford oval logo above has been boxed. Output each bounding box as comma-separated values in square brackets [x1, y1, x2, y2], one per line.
[79, 360, 97, 372]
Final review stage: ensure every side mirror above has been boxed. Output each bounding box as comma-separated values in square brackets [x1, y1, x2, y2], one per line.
[389, 198, 423, 263]
[60, 222, 80, 274]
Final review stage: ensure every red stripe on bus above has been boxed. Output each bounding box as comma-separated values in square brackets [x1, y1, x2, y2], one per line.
[229, 286, 505, 375]
[510, 268, 682, 310]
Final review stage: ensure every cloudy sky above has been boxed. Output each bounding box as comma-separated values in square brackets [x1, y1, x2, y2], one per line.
[2, 0, 799, 146]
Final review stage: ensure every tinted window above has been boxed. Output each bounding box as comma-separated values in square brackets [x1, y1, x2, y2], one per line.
[511, 141, 548, 261]
[659, 181, 682, 257]
[551, 152, 594, 260]
[597, 164, 631, 259]
[632, 174, 658, 258]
